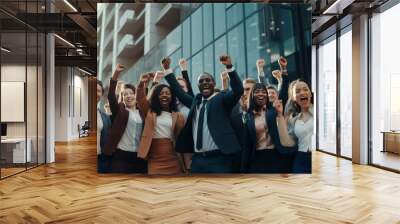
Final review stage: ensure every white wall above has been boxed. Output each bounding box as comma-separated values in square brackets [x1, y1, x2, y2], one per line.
[54, 67, 89, 141]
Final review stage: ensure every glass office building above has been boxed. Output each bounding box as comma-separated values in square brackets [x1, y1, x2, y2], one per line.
[119, 3, 311, 93]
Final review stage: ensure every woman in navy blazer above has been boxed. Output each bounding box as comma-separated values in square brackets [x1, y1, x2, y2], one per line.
[241, 83, 297, 173]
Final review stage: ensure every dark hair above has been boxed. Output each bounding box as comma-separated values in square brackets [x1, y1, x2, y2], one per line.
[198, 72, 215, 83]
[247, 83, 269, 112]
[266, 85, 278, 94]
[97, 80, 104, 95]
[124, 84, 136, 94]
[147, 84, 178, 116]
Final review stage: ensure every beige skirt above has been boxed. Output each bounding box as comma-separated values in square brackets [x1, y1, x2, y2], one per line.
[148, 138, 182, 175]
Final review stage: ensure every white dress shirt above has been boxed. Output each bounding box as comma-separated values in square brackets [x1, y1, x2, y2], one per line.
[153, 111, 173, 139]
[117, 109, 143, 152]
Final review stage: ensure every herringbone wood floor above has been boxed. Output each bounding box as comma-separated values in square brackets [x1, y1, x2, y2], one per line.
[1, 135, 400, 224]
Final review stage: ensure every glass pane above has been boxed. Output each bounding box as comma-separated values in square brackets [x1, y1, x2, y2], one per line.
[213, 3, 226, 39]
[182, 18, 191, 59]
[203, 4, 213, 46]
[191, 53, 203, 94]
[227, 4, 243, 30]
[371, 4, 400, 171]
[169, 49, 182, 71]
[245, 11, 267, 81]
[38, 33, 46, 165]
[227, 23, 246, 79]
[166, 25, 181, 56]
[339, 28, 352, 158]
[317, 36, 337, 154]
[191, 7, 203, 55]
[214, 35, 227, 88]
[203, 43, 214, 80]
[1, 32, 28, 177]
[245, 3, 262, 17]
[27, 32, 38, 169]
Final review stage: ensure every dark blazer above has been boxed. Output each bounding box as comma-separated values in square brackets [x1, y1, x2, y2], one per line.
[279, 71, 290, 108]
[181, 70, 194, 97]
[164, 69, 244, 154]
[103, 79, 130, 156]
[241, 107, 297, 172]
[99, 110, 111, 152]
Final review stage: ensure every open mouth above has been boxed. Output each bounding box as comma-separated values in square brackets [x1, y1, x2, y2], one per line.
[160, 97, 170, 104]
[201, 85, 211, 94]
[255, 96, 266, 104]
[300, 96, 309, 103]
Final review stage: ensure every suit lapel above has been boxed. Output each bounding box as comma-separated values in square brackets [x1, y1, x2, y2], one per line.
[247, 113, 257, 146]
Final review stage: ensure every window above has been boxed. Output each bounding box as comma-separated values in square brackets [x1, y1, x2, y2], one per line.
[227, 23, 246, 79]
[317, 36, 337, 154]
[213, 3, 226, 39]
[371, 3, 400, 171]
[339, 27, 352, 158]
[165, 25, 181, 56]
[191, 52, 203, 93]
[182, 18, 191, 59]
[203, 44, 214, 78]
[203, 4, 214, 46]
[227, 3, 243, 30]
[245, 12, 267, 80]
[214, 35, 227, 86]
[191, 7, 203, 55]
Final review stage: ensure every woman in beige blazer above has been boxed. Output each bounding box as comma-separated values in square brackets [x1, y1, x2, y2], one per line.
[136, 73, 186, 175]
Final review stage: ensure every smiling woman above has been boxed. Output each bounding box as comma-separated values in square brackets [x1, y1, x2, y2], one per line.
[136, 73, 186, 175]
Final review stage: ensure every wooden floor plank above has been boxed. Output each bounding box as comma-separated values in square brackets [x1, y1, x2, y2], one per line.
[0, 135, 399, 223]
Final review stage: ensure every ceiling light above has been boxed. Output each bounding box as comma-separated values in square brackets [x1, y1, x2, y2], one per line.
[54, 34, 75, 48]
[1, 47, 11, 53]
[63, 0, 78, 12]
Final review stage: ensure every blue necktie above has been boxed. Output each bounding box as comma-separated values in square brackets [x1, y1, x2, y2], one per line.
[196, 99, 208, 150]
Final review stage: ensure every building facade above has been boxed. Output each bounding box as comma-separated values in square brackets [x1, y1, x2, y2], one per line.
[97, 3, 312, 93]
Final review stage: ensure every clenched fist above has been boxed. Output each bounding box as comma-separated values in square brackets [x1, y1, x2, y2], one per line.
[179, 58, 188, 71]
[219, 55, 232, 66]
[112, 64, 125, 80]
[161, 57, 171, 71]
[256, 59, 265, 70]
[271, 70, 282, 80]
[278, 56, 287, 69]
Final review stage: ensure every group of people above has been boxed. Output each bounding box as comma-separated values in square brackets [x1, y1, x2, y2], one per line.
[97, 54, 313, 174]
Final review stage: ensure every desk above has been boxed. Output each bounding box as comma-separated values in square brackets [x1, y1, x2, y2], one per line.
[1, 138, 31, 163]
[381, 131, 400, 154]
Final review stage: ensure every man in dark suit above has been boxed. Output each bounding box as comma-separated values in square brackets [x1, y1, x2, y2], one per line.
[163, 55, 244, 173]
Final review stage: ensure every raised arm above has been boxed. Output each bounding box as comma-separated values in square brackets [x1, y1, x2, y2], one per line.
[162, 57, 194, 108]
[277, 56, 289, 106]
[219, 55, 244, 110]
[274, 100, 296, 147]
[256, 59, 271, 86]
[108, 64, 125, 119]
[136, 73, 152, 120]
[179, 59, 194, 97]
[220, 71, 229, 91]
